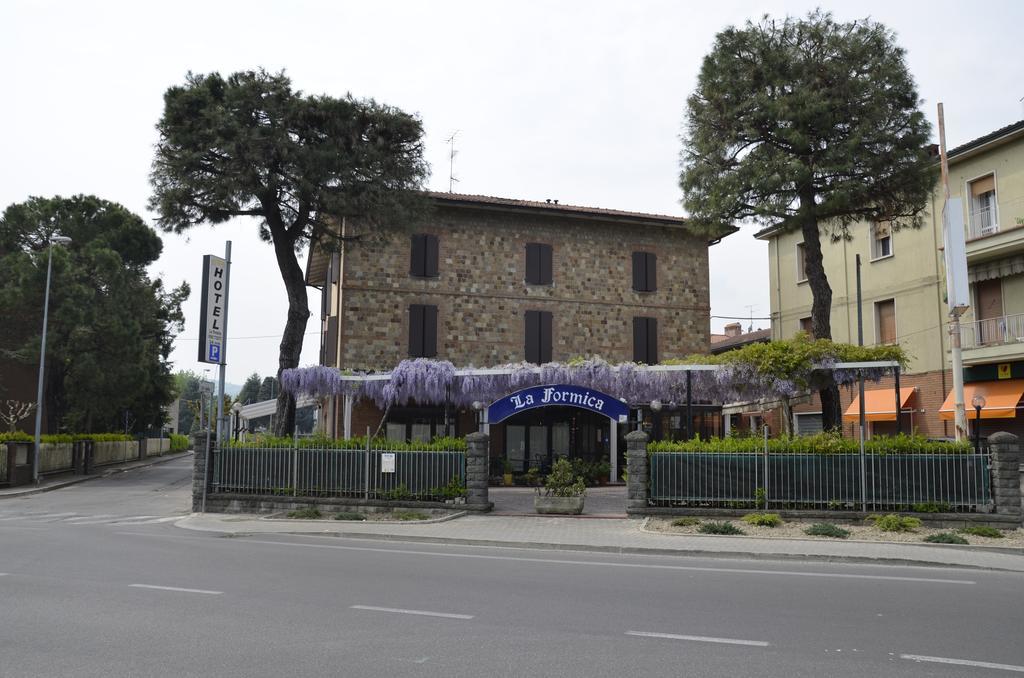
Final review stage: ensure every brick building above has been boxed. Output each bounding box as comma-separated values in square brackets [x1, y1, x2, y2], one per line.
[305, 192, 727, 471]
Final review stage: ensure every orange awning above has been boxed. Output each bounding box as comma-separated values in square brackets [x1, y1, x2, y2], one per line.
[939, 380, 1024, 420]
[843, 387, 915, 422]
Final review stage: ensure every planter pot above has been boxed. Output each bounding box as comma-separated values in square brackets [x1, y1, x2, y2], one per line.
[534, 495, 585, 515]
[503, 473, 514, 486]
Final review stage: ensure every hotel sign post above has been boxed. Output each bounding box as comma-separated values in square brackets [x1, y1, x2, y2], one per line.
[198, 242, 232, 449]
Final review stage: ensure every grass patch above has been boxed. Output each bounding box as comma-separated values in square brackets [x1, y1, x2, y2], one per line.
[286, 507, 322, 520]
[804, 522, 851, 539]
[392, 510, 430, 521]
[866, 514, 921, 532]
[671, 517, 700, 527]
[911, 502, 951, 513]
[959, 526, 1005, 539]
[742, 512, 784, 527]
[333, 512, 366, 521]
[923, 532, 969, 545]
[697, 521, 745, 535]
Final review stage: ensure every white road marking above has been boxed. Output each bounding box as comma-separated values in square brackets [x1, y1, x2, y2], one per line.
[0, 573, 8, 576]
[350, 605, 474, 620]
[109, 516, 159, 523]
[626, 631, 770, 647]
[63, 514, 117, 523]
[29, 513, 80, 520]
[129, 584, 223, 595]
[233, 538, 977, 585]
[901, 654, 1024, 673]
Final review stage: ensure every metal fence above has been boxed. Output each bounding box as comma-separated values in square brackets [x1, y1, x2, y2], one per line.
[211, 442, 466, 501]
[649, 448, 992, 512]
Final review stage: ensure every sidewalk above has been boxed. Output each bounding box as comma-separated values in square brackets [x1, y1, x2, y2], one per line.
[0, 450, 194, 499]
[176, 511, 1024, 573]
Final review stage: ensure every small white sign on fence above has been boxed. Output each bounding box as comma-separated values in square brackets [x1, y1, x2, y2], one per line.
[381, 453, 396, 473]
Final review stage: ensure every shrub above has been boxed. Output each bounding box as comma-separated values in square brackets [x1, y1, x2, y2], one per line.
[538, 458, 586, 498]
[959, 526, 1005, 539]
[333, 512, 366, 521]
[754, 487, 767, 509]
[229, 434, 466, 451]
[648, 431, 969, 456]
[286, 507, 322, 519]
[911, 502, 951, 514]
[924, 532, 968, 545]
[392, 510, 429, 521]
[671, 517, 700, 527]
[804, 523, 851, 539]
[698, 521, 745, 535]
[170, 434, 189, 451]
[866, 514, 921, 532]
[742, 513, 783, 527]
[430, 475, 467, 500]
[381, 484, 411, 501]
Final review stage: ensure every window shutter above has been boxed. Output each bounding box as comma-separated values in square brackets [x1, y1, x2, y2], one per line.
[539, 311, 552, 363]
[632, 252, 645, 291]
[646, 317, 658, 364]
[423, 305, 438, 357]
[525, 311, 540, 363]
[409, 305, 424, 356]
[971, 175, 995, 197]
[424, 235, 439, 278]
[325, 316, 339, 367]
[410, 235, 425, 277]
[633, 317, 647, 363]
[525, 244, 539, 284]
[877, 300, 896, 344]
[321, 259, 331, 319]
[540, 245, 553, 285]
[645, 253, 656, 292]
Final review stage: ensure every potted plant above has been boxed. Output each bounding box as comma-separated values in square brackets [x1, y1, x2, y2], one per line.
[503, 459, 514, 486]
[534, 458, 586, 515]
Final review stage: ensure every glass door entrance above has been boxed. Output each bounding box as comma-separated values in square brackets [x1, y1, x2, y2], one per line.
[503, 406, 609, 474]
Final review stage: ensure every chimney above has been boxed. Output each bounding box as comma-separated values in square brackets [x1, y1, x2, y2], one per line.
[724, 322, 742, 337]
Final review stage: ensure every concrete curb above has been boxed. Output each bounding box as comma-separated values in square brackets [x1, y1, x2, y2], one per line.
[258, 510, 468, 525]
[0, 450, 194, 500]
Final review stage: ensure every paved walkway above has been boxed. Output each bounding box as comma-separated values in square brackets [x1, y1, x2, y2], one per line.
[177, 511, 1024, 572]
[0, 451, 193, 499]
[490, 485, 627, 516]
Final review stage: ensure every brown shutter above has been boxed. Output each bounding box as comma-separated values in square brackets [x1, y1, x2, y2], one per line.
[540, 245, 552, 285]
[877, 300, 896, 344]
[540, 311, 552, 363]
[423, 305, 438, 357]
[526, 244, 542, 284]
[633, 317, 647, 362]
[325, 316, 339, 367]
[525, 310, 540, 363]
[410, 235, 425, 276]
[645, 253, 657, 292]
[971, 175, 995, 197]
[646, 317, 658, 364]
[632, 252, 645, 291]
[424, 235, 439, 277]
[409, 305, 424, 356]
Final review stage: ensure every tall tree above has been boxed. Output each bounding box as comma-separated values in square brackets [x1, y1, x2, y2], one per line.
[257, 376, 279, 403]
[0, 196, 189, 433]
[150, 69, 429, 435]
[680, 11, 934, 429]
[236, 372, 263, 405]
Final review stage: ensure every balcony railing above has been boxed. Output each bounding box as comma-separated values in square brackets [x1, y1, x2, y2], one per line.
[968, 205, 999, 239]
[960, 312, 1024, 349]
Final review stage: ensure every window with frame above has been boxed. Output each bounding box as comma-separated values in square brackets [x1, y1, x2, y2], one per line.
[969, 175, 998, 237]
[408, 304, 438, 357]
[525, 243, 553, 285]
[875, 299, 896, 345]
[870, 221, 893, 260]
[410, 234, 439, 278]
[632, 316, 658, 364]
[632, 251, 657, 292]
[796, 242, 807, 282]
[524, 310, 553, 364]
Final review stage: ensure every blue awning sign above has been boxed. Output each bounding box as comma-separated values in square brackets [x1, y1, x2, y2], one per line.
[487, 384, 629, 423]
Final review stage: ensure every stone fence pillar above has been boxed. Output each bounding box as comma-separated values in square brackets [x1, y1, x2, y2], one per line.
[626, 430, 649, 512]
[988, 431, 1022, 520]
[464, 432, 491, 509]
[190, 430, 210, 513]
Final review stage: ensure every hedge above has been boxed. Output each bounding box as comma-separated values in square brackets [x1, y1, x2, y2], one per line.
[648, 433, 971, 456]
[0, 432, 135, 444]
[227, 435, 467, 451]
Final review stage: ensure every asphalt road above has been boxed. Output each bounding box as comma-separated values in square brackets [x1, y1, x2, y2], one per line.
[2, 459, 1024, 677]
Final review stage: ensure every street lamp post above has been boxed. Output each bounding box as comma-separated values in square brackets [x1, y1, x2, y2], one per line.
[32, 234, 71, 484]
[232, 401, 243, 441]
[971, 394, 986, 456]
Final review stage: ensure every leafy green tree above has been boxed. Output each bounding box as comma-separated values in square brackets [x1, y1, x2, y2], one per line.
[257, 376, 279, 403]
[0, 196, 189, 433]
[150, 69, 429, 435]
[236, 372, 263, 405]
[680, 11, 934, 428]
[172, 370, 204, 433]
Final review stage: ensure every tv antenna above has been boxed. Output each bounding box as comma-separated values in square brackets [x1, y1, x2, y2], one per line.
[445, 130, 460, 193]
[744, 305, 757, 333]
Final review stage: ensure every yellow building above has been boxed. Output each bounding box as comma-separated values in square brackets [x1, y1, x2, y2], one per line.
[757, 120, 1024, 438]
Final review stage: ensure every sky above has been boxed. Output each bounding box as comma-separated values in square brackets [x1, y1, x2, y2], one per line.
[2, 0, 1023, 385]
